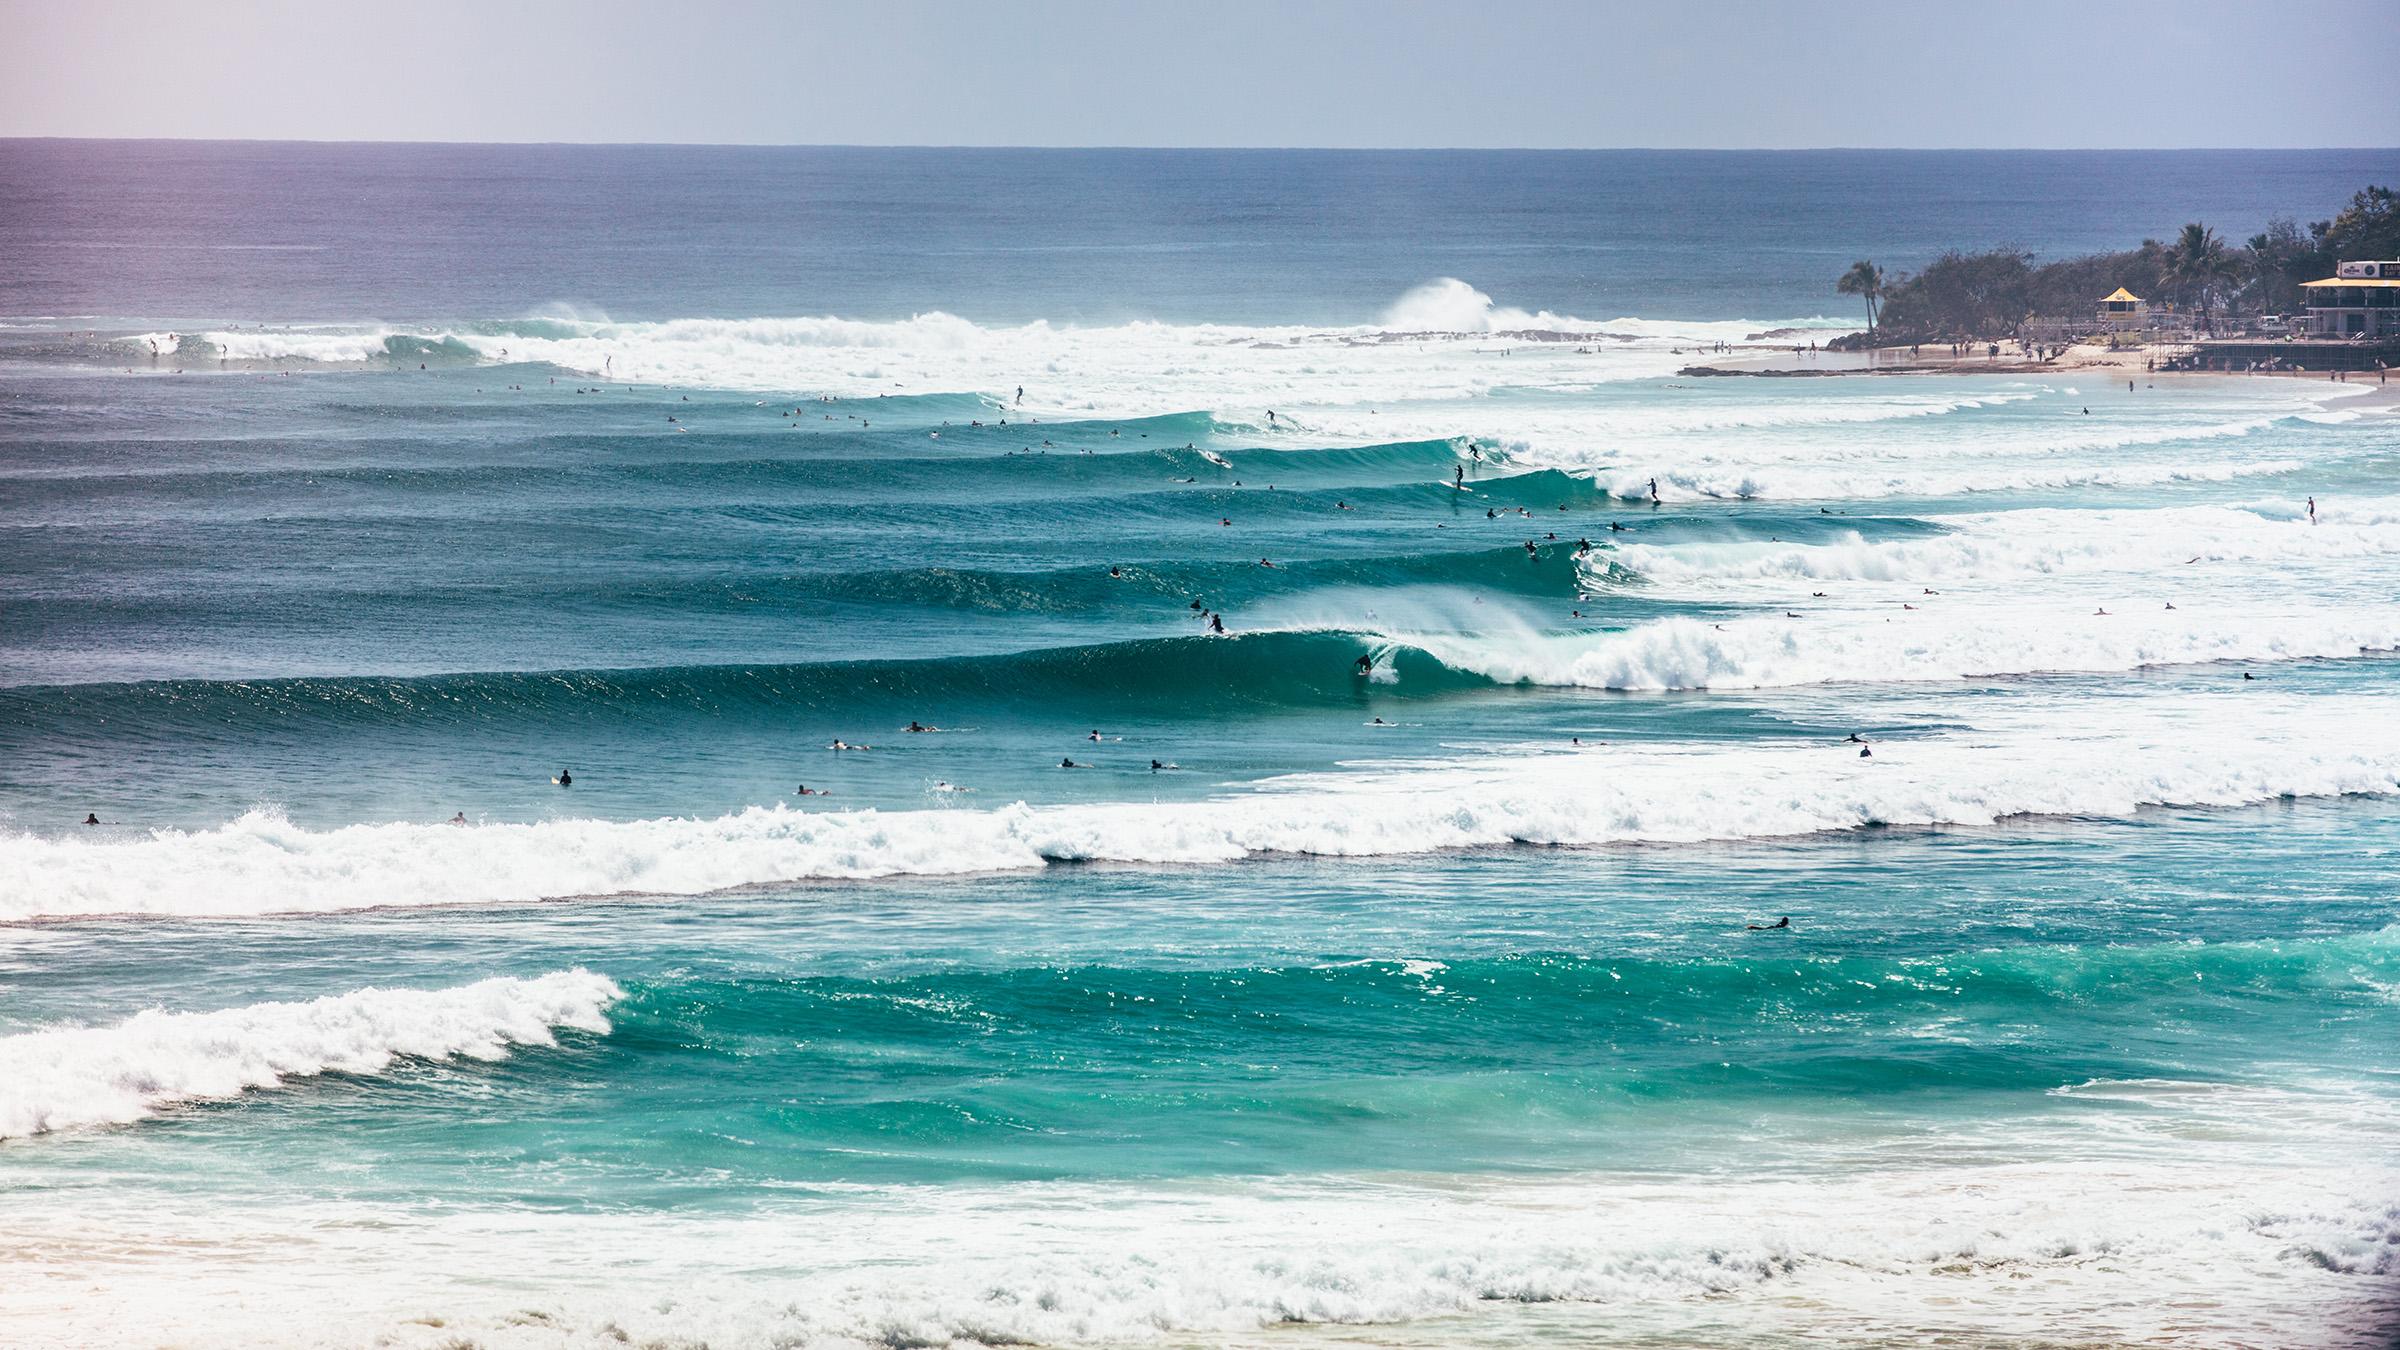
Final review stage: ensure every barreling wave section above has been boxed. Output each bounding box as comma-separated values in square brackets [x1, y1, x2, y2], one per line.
[0, 970, 621, 1138]
[7, 695, 2395, 918]
[7, 585, 2393, 738]
[790, 543, 1599, 612]
[0, 633, 1488, 733]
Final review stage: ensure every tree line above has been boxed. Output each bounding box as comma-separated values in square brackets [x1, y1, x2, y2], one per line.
[1829, 185, 2400, 348]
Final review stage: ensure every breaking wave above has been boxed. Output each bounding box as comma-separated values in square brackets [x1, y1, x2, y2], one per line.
[5, 694, 2396, 918]
[0, 970, 621, 1138]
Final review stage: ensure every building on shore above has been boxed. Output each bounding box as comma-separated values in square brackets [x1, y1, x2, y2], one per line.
[2097, 287, 2148, 330]
[2302, 261, 2400, 338]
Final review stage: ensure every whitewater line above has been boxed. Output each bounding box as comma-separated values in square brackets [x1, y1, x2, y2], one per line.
[4, 694, 2395, 920]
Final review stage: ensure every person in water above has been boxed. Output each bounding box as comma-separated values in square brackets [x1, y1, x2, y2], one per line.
[449, 811, 467, 825]
[796, 784, 824, 795]
[906, 721, 935, 733]
[1060, 757, 1084, 769]
[1747, 916, 1792, 931]
[1356, 654, 1374, 676]
[83, 813, 100, 826]
[1647, 477, 1660, 503]
[556, 768, 572, 786]
[1209, 614, 1225, 634]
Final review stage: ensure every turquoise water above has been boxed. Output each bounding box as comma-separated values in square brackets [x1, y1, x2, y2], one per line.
[3, 145, 2399, 1348]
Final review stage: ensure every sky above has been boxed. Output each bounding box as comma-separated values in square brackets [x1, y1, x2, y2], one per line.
[2, 0, 2393, 149]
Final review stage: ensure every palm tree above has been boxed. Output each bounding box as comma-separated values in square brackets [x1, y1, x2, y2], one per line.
[2164, 223, 2237, 333]
[1837, 260, 1885, 331]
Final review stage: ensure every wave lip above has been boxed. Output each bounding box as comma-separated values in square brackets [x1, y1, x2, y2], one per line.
[0, 969, 622, 1139]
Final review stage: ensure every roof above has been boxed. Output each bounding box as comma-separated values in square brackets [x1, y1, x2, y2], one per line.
[2100, 287, 2142, 303]
[2303, 277, 2400, 288]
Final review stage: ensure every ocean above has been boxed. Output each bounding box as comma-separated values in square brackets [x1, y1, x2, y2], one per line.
[2, 143, 2398, 1348]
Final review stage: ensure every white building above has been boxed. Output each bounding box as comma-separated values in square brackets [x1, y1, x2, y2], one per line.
[2302, 261, 2400, 338]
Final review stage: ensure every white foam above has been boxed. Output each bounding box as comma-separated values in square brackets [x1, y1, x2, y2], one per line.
[139, 283, 1852, 421]
[1610, 501, 2400, 590]
[1411, 605, 2400, 692]
[7, 1156, 2392, 1349]
[0, 970, 621, 1138]
[5, 693, 2394, 918]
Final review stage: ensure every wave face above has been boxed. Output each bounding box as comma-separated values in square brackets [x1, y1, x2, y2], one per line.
[0, 970, 621, 1138]
[8, 693, 2396, 918]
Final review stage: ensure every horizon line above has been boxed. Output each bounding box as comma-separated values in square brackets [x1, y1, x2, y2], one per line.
[4, 136, 2395, 154]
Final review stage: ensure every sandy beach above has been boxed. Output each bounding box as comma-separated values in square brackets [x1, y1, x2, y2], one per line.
[1680, 338, 2399, 405]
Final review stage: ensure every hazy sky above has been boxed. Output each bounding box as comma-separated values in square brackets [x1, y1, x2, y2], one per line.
[3, 0, 2393, 148]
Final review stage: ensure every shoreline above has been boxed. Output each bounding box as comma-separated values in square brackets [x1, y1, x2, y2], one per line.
[1680, 341, 2399, 404]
